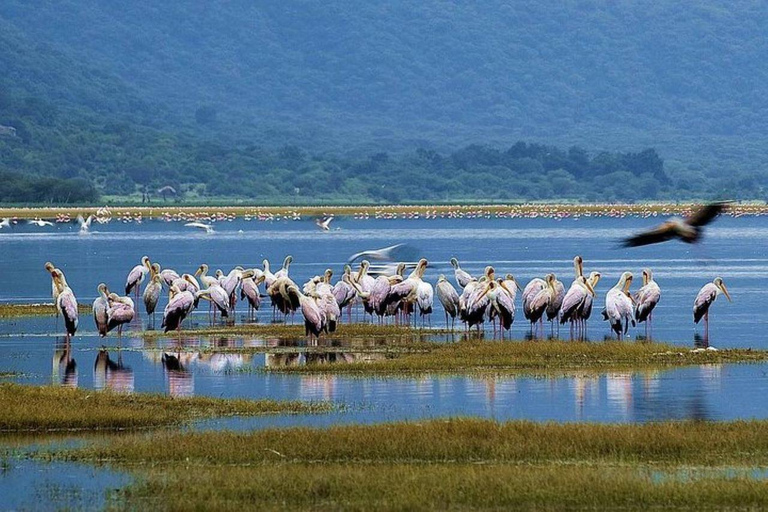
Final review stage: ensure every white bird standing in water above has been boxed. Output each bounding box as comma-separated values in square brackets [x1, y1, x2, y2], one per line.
[106, 293, 135, 336]
[559, 256, 591, 337]
[526, 274, 556, 337]
[125, 256, 151, 297]
[545, 274, 565, 333]
[603, 272, 635, 339]
[693, 277, 732, 336]
[435, 275, 460, 330]
[162, 280, 200, 333]
[383, 258, 429, 326]
[44, 262, 62, 319]
[634, 268, 661, 338]
[559, 276, 596, 337]
[416, 279, 434, 327]
[143, 273, 163, 326]
[274, 255, 293, 280]
[286, 284, 325, 340]
[0, 218, 12, 229]
[93, 283, 110, 337]
[449, 258, 474, 289]
[50, 268, 78, 339]
[578, 271, 602, 334]
[472, 267, 517, 337]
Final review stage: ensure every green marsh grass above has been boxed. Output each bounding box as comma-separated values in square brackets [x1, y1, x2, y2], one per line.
[139, 323, 448, 340]
[0, 383, 330, 432]
[264, 338, 768, 375]
[0, 303, 90, 318]
[60, 419, 768, 510]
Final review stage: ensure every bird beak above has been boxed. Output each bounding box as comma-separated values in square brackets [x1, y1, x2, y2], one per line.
[499, 282, 512, 295]
[242, 269, 255, 279]
[584, 280, 596, 297]
[194, 267, 202, 276]
[720, 283, 732, 302]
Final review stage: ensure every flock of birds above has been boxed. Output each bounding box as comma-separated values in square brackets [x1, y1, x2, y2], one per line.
[44, 253, 732, 342]
[36, 201, 736, 342]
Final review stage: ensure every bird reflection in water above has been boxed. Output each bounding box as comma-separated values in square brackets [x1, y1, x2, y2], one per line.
[52, 338, 78, 388]
[198, 352, 251, 373]
[694, 332, 710, 349]
[605, 373, 633, 419]
[162, 353, 194, 396]
[572, 376, 599, 416]
[265, 352, 301, 368]
[94, 348, 134, 392]
[300, 374, 336, 401]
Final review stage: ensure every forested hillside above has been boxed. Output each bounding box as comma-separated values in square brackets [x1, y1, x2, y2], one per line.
[0, 1, 766, 203]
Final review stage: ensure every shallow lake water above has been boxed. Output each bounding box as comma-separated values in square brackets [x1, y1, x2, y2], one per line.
[2, 214, 768, 507]
[0, 215, 767, 425]
[0, 458, 128, 510]
[0, 215, 765, 346]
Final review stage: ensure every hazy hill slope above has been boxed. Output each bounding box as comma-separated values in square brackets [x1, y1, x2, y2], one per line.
[2, 0, 768, 155]
[1, 1, 768, 203]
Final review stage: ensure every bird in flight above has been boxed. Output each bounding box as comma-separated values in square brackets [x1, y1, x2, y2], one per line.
[77, 214, 94, 234]
[28, 218, 54, 227]
[184, 222, 215, 234]
[621, 201, 731, 248]
[315, 216, 334, 231]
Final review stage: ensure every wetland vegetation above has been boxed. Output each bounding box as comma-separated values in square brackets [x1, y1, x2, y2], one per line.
[262, 339, 768, 375]
[0, 303, 90, 318]
[39, 419, 768, 510]
[0, 384, 330, 432]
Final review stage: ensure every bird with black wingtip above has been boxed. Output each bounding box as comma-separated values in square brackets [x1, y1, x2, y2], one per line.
[621, 201, 731, 248]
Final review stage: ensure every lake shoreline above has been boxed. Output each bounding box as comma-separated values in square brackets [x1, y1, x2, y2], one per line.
[1, 201, 767, 220]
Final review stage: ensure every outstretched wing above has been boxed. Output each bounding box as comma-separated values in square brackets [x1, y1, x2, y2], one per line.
[685, 201, 730, 227]
[620, 222, 676, 248]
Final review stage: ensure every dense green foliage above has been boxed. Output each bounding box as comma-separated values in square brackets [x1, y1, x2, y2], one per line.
[0, 1, 766, 202]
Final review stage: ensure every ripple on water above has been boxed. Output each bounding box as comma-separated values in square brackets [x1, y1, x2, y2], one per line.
[0, 459, 129, 510]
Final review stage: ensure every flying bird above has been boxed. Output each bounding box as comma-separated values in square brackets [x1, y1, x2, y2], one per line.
[77, 214, 94, 234]
[185, 222, 214, 234]
[620, 201, 731, 248]
[347, 243, 412, 263]
[28, 218, 54, 227]
[315, 216, 334, 231]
